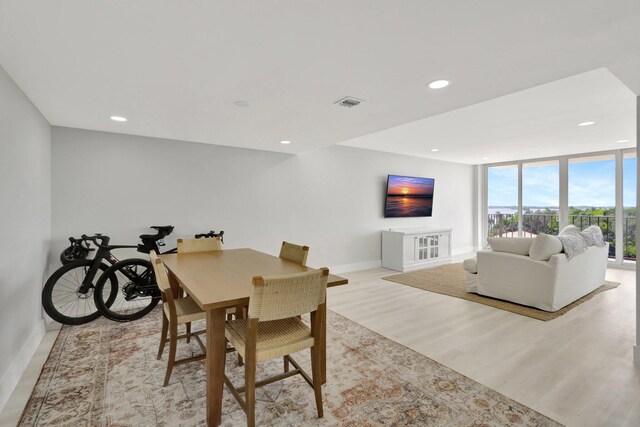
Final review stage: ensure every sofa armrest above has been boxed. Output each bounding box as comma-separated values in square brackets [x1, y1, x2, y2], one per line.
[546, 243, 608, 307]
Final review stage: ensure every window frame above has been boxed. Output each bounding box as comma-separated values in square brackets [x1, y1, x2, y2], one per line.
[483, 148, 636, 268]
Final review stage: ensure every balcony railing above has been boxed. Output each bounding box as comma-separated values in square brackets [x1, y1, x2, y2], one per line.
[487, 213, 636, 261]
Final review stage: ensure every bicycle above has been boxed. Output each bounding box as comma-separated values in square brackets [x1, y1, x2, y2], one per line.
[42, 226, 224, 325]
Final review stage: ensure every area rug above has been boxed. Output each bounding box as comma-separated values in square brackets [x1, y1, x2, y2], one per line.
[18, 308, 562, 426]
[383, 263, 619, 321]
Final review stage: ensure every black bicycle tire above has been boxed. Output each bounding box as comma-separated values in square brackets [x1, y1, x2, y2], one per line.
[42, 260, 117, 325]
[94, 258, 160, 322]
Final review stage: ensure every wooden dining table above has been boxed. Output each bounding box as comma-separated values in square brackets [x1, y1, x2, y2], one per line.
[160, 248, 348, 426]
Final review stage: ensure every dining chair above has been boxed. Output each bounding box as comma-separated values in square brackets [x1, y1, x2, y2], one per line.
[224, 268, 329, 427]
[177, 235, 236, 327]
[278, 241, 309, 265]
[177, 236, 222, 253]
[149, 250, 206, 386]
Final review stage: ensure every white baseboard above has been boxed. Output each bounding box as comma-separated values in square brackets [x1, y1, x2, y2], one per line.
[329, 259, 382, 275]
[452, 246, 477, 256]
[400, 257, 452, 272]
[0, 319, 46, 413]
[329, 248, 478, 275]
[634, 345, 640, 366]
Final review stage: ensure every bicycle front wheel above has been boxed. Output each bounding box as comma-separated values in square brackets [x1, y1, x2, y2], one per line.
[42, 260, 117, 325]
[94, 258, 160, 322]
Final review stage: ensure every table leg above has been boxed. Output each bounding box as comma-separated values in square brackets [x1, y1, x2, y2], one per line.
[206, 308, 227, 426]
[318, 300, 327, 385]
[167, 270, 182, 299]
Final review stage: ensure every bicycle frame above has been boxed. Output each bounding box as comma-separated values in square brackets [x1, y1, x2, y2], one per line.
[77, 234, 176, 295]
[77, 236, 137, 294]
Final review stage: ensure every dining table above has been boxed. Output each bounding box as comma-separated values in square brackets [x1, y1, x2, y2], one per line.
[160, 248, 348, 426]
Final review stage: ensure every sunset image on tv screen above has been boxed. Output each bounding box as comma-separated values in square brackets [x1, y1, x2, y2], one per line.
[385, 175, 435, 217]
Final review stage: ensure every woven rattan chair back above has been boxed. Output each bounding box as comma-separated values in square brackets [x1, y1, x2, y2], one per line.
[278, 241, 309, 265]
[150, 250, 207, 387]
[150, 250, 173, 299]
[248, 269, 328, 321]
[177, 236, 222, 253]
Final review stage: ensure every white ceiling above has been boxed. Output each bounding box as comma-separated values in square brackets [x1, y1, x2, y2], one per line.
[0, 1, 639, 158]
[341, 68, 637, 164]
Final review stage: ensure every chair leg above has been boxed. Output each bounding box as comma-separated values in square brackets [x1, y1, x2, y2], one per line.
[283, 355, 289, 372]
[185, 322, 191, 343]
[237, 353, 244, 366]
[157, 314, 169, 360]
[163, 322, 178, 387]
[310, 345, 324, 418]
[245, 356, 256, 427]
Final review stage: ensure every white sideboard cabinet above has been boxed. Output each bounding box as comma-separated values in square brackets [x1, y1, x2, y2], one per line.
[382, 228, 452, 272]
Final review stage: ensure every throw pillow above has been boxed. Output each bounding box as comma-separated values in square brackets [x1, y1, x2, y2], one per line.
[557, 231, 588, 259]
[581, 225, 606, 247]
[529, 233, 563, 261]
[559, 224, 580, 235]
[487, 237, 534, 256]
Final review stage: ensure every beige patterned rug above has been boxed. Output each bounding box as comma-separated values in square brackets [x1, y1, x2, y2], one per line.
[383, 263, 619, 321]
[19, 308, 562, 426]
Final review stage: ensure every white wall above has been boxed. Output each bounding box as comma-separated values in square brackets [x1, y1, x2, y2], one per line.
[51, 127, 476, 272]
[0, 66, 51, 410]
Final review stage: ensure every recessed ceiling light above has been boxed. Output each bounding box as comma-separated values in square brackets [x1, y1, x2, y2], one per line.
[110, 116, 127, 122]
[616, 139, 629, 143]
[482, 157, 490, 160]
[577, 121, 595, 126]
[427, 80, 450, 89]
[233, 100, 250, 107]
[280, 140, 291, 145]
[431, 148, 439, 152]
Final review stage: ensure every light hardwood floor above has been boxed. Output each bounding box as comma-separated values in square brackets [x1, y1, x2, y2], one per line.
[327, 266, 639, 427]
[1, 265, 637, 427]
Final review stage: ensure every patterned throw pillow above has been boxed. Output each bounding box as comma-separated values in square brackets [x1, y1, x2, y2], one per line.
[581, 225, 605, 247]
[557, 225, 605, 259]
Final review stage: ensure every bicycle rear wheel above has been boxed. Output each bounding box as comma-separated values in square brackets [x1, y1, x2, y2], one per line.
[94, 258, 160, 322]
[42, 260, 118, 325]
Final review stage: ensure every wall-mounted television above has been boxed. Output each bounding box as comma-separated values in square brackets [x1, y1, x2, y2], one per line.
[384, 175, 435, 218]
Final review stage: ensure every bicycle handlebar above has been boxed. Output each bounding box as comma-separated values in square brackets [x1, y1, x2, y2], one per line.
[194, 230, 224, 243]
[80, 234, 111, 247]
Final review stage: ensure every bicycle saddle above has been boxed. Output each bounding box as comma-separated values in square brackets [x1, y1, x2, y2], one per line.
[140, 225, 174, 239]
[150, 225, 174, 235]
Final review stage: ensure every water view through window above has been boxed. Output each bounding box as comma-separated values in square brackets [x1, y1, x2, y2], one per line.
[569, 155, 615, 259]
[487, 152, 636, 262]
[487, 165, 518, 237]
[522, 160, 559, 237]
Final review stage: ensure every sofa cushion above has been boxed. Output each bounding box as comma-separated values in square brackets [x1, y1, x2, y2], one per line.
[487, 237, 534, 256]
[529, 233, 563, 261]
[463, 257, 477, 273]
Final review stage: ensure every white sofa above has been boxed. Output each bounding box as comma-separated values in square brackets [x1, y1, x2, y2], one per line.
[464, 234, 609, 312]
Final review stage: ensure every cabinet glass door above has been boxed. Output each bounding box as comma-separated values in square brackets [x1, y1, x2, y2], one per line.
[416, 235, 441, 260]
[429, 235, 439, 258]
[417, 236, 428, 260]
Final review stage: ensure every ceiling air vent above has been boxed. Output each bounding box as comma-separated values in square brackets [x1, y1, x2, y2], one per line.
[335, 96, 364, 108]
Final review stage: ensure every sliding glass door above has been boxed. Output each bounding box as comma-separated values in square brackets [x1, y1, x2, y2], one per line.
[487, 165, 518, 238]
[623, 151, 636, 263]
[568, 155, 616, 259]
[522, 160, 559, 237]
[484, 149, 634, 266]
